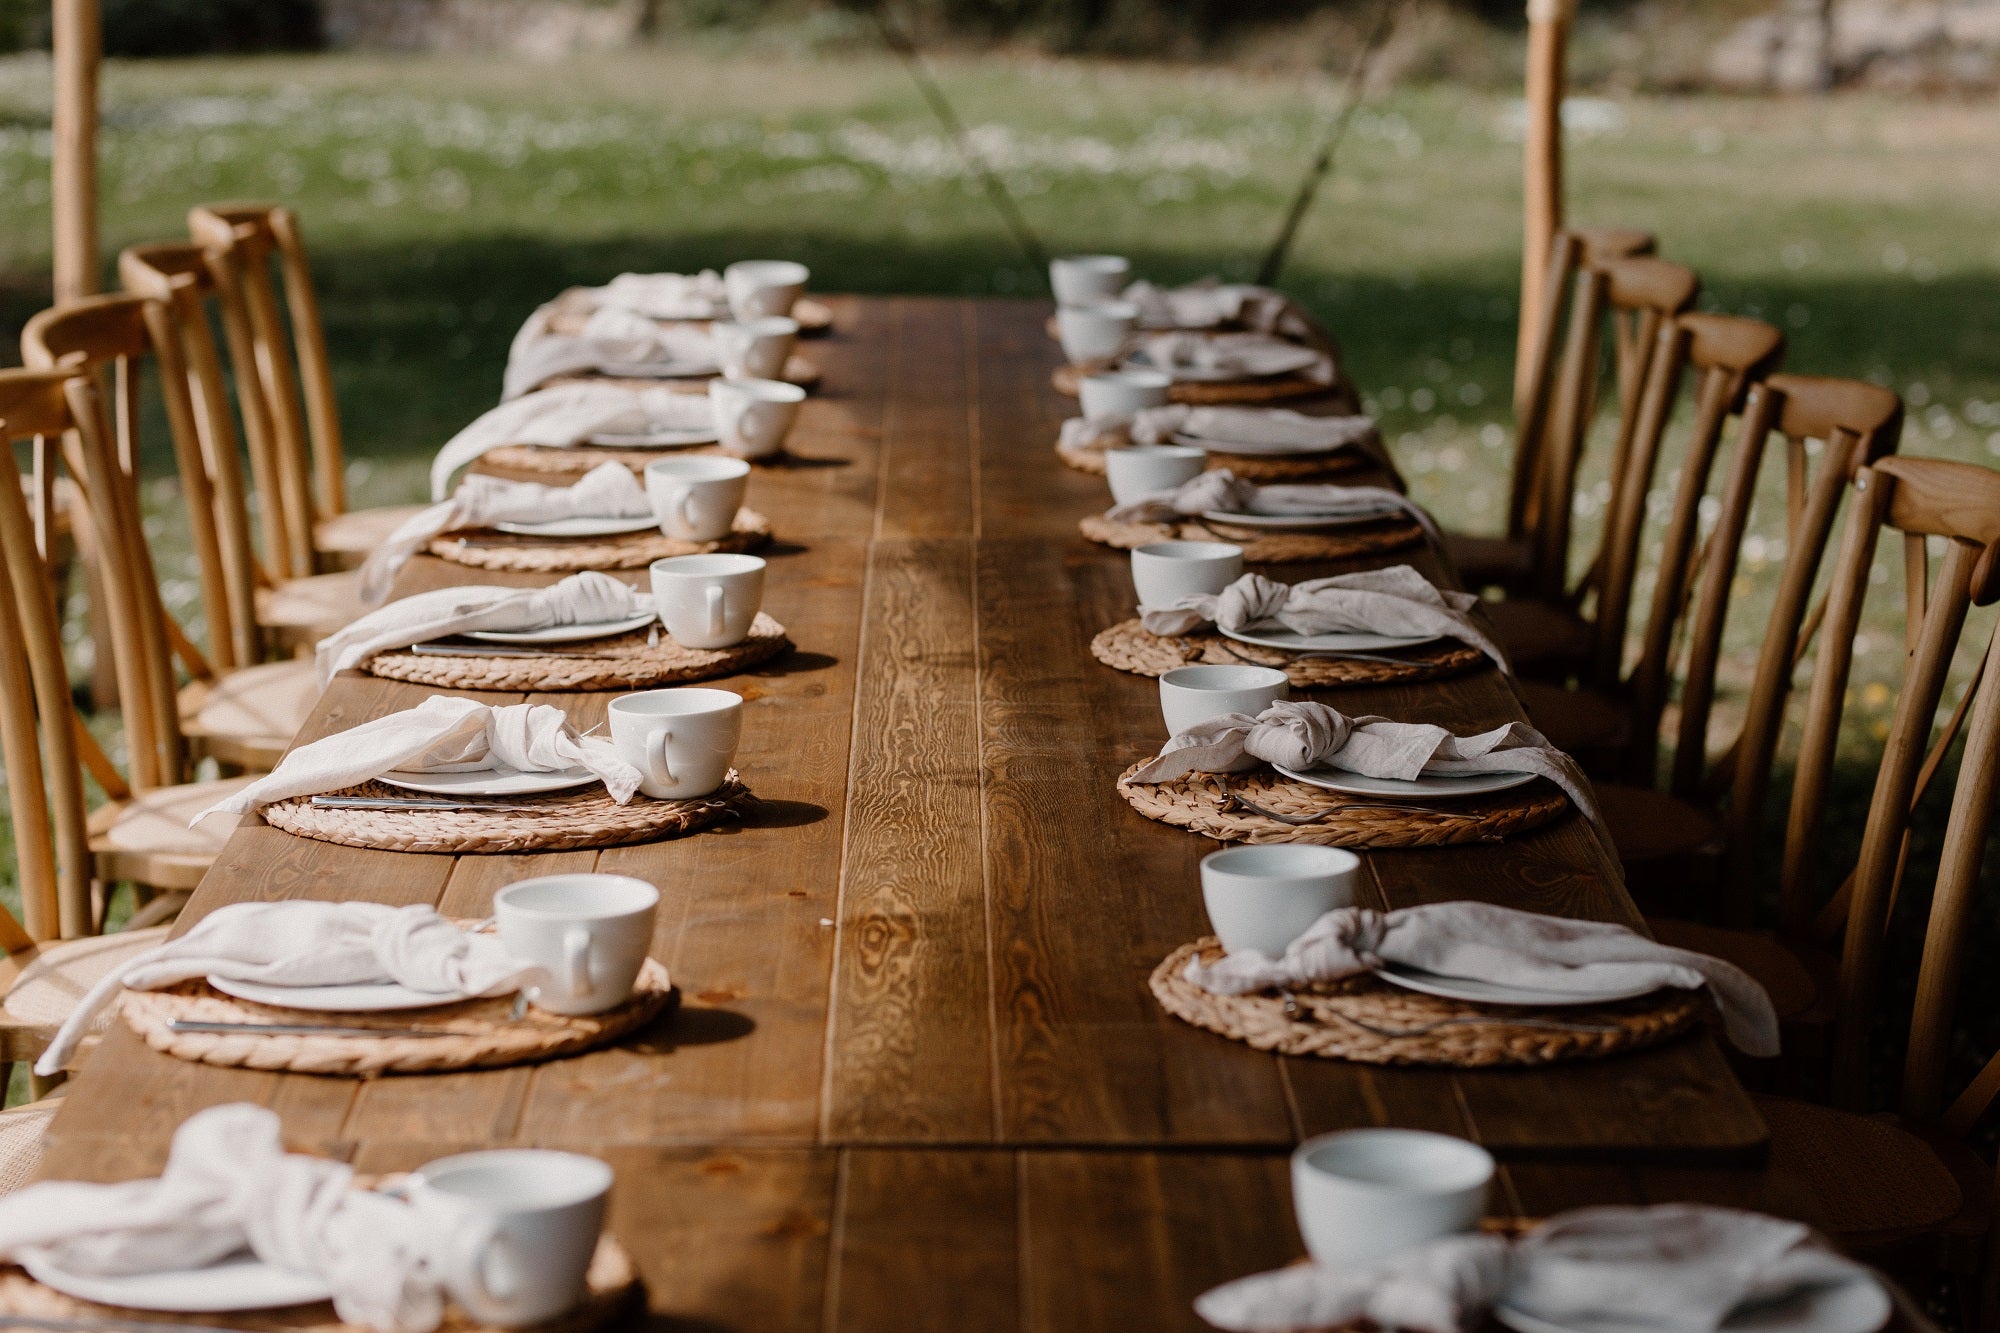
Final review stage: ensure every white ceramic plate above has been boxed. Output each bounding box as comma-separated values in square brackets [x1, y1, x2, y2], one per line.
[1219, 626, 1439, 654]
[1129, 345, 1320, 382]
[490, 515, 659, 538]
[22, 1252, 333, 1313]
[1374, 961, 1660, 1008]
[466, 611, 658, 645]
[1494, 1258, 1890, 1333]
[1200, 507, 1402, 531]
[597, 358, 718, 379]
[376, 766, 597, 797]
[586, 426, 719, 449]
[1271, 763, 1537, 802]
[1172, 430, 1342, 457]
[208, 975, 471, 1013]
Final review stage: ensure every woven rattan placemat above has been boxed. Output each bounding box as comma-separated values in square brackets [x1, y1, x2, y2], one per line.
[543, 353, 819, 393]
[429, 510, 770, 573]
[120, 960, 676, 1076]
[0, 1235, 641, 1330]
[1079, 512, 1426, 564]
[1090, 618, 1489, 688]
[1116, 763, 1569, 848]
[1055, 436, 1371, 482]
[263, 776, 753, 854]
[1151, 938, 1704, 1066]
[1053, 362, 1334, 406]
[368, 615, 791, 691]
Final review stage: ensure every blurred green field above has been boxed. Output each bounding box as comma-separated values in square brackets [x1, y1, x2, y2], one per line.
[0, 46, 1996, 1103]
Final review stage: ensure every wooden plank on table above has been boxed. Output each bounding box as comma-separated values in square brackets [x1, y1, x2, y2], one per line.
[823, 537, 994, 1144]
[973, 300, 1093, 542]
[829, 1149, 1019, 1333]
[744, 294, 890, 542]
[877, 298, 977, 540]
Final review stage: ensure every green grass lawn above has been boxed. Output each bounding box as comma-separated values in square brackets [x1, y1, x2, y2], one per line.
[0, 45, 1996, 1106]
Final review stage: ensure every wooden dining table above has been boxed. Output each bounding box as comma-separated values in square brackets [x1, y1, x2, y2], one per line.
[34, 296, 1894, 1330]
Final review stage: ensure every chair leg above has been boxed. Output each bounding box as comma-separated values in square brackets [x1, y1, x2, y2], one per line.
[124, 890, 190, 931]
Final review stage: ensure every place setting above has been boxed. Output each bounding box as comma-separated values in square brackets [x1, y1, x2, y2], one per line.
[541, 261, 835, 335]
[1079, 464, 1431, 563]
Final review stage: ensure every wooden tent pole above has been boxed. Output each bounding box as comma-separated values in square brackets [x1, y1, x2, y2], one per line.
[53, 0, 100, 303]
[1514, 0, 1572, 407]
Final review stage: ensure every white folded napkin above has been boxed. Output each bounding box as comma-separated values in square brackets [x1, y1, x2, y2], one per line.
[0, 1103, 441, 1330]
[505, 305, 716, 400]
[430, 382, 713, 498]
[365, 463, 652, 603]
[592, 269, 729, 320]
[1133, 405, 1382, 457]
[37, 901, 539, 1075]
[1141, 567, 1506, 672]
[1185, 900, 1778, 1055]
[322, 571, 654, 684]
[1106, 469, 1437, 542]
[1130, 331, 1332, 384]
[1196, 1205, 1873, 1333]
[190, 695, 643, 823]
[1121, 278, 1317, 342]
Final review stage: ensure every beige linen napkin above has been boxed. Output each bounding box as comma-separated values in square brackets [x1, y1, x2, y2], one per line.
[191, 695, 644, 823]
[592, 269, 729, 320]
[429, 382, 712, 498]
[1106, 469, 1436, 541]
[366, 463, 652, 602]
[0, 1103, 442, 1330]
[1132, 405, 1383, 458]
[1139, 567, 1506, 671]
[37, 902, 538, 1075]
[1130, 331, 1332, 384]
[322, 571, 653, 683]
[505, 305, 717, 399]
[1196, 1233, 1509, 1333]
[1121, 278, 1319, 342]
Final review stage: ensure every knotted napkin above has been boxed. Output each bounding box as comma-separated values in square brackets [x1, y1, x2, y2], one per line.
[1140, 567, 1506, 672]
[0, 1103, 442, 1329]
[1122, 278, 1320, 343]
[1106, 469, 1436, 542]
[1195, 1205, 1875, 1332]
[189, 694, 644, 823]
[364, 463, 652, 603]
[321, 571, 655, 684]
[505, 305, 717, 399]
[1059, 405, 1383, 464]
[1184, 900, 1778, 1056]
[430, 382, 713, 498]
[1130, 331, 1332, 385]
[591, 269, 729, 320]
[37, 902, 540, 1075]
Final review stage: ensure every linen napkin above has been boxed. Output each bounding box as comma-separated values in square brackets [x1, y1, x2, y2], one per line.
[1130, 331, 1333, 385]
[592, 269, 729, 320]
[1121, 278, 1319, 343]
[37, 901, 539, 1075]
[0, 1103, 441, 1330]
[505, 305, 717, 399]
[1184, 900, 1778, 1056]
[1106, 469, 1437, 542]
[1132, 405, 1383, 459]
[189, 694, 644, 822]
[322, 571, 655, 683]
[365, 463, 652, 602]
[1140, 567, 1506, 672]
[430, 382, 713, 498]
[1196, 1205, 1879, 1333]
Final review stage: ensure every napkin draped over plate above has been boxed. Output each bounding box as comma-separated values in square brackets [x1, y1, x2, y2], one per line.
[1121, 278, 1322, 343]
[322, 571, 654, 684]
[37, 902, 539, 1076]
[505, 305, 717, 399]
[1195, 1205, 1879, 1333]
[0, 1103, 442, 1329]
[365, 463, 652, 603]
[1184, 900, 1778, 1056]
[189, 695, 644, 823]
[590, 269, 729, 320]
[1059, 405, 1383, 464]
[430, 382, 713, 498]
[1140, 566, 1506, 672]
[1106, 470, 1436, 542]
[1129, 332, 1332, 385]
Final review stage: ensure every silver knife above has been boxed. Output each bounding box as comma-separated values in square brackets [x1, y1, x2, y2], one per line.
[308, 795, 530, 812]
[0, 1315, 289, 1333]
[168, 1020, 463, 1039]
[409, 640, 619, 659]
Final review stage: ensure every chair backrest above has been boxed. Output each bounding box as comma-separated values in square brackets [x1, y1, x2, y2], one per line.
[188, 202, 344, 580]
[0, 368, 141, 940]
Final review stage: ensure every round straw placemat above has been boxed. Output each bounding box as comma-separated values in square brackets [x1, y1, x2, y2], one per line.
[262, 776, 753, 854]
[1055, 436, 1370, 483]
[1079, 513, 1425, 564]
[1116, 764, 1569, 848]
[1053, 361, 1356, 408]
[429, 510, 770, 573]
[0, 1234, 641, 1331]
[1150, 938, 1704, 1066]
[367, 616, 791, 691]
[1090, 619, 1489, 688]
[544, 353, 819, 392]
[119, 960, 676, 1076]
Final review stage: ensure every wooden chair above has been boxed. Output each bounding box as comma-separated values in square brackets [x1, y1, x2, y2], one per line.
[20, 294, 324, 768]
[187, 202, 426, 576]
[1444, 225, 1655, 590]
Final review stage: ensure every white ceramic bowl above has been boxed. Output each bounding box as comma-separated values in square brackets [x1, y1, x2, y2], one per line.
[1200, 844, 1357, 955]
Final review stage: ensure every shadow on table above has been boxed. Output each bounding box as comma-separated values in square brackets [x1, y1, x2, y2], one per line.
[747, 650, 840, 678]
[630, 1003, 757, 1052]
[727, 798, 829, 829]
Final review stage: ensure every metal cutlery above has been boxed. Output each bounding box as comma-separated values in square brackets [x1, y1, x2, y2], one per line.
[168, 1019, 464, 1039]
[1278, 991, 1622, 1037]
[1226, 791, 1471, 823]
[409, 640, 617, 659]
[308, 795, 537, 812]
[0, 1315, 271, 1333]
[1220, 640, 1421, 668]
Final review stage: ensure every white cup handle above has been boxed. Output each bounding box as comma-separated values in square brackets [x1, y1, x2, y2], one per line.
[676, 492, 698, 531]
[650, 728, 675, 787]
[441, 1215, 517, 1312]
[705, 585, 725, 637]
[563, 926, 593, 1000]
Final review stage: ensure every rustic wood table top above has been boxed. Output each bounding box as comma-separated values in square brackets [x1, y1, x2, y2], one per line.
[33, 296, 1884, 1332]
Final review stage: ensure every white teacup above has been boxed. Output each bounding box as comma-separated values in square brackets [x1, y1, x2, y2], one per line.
[711, 377, 807, 460]
[608, 687, 743, 801]
[1200, 844, 1357, 956]
[723, 259, 809, 319]
[494, 873, 660, 1016]
[410, 1149, 613, 1328]
[1080, 368, 1172, 420]
[651, 553, 765, 649]
[1159, 664, 1288, 737]
[1291, 1130, 1495, 1268]
[1050, 254, 1131, 306]
[1105, 443, 1205, 506]
[644, 455, 749, 543]
[1129, 540, 1242, 610]
[1056, 300, 1138, 364]
[711, 315, 799, 380]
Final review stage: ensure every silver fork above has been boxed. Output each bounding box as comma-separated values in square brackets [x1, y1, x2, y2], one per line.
[1279, 991, 1622, 1037]
[1220, 640, 1419, 669]
[1226, 790, 1468, 823]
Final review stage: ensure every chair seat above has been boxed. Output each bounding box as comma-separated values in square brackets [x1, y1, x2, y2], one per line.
[0, 927, 173, 1066]
[1484, 598, 1592, 677]
[1752, 1095, 1988, 1251]
[180, 658, 321, 770]
[1517, 679, 1631, 756]
[315, 504, 428, 569]
[255, 569, 366, 651]
[87, 776, 260, 892]
[1594, 782, 1724, 864]
[1646, 918, 1828, 1023]
[0, 1098, 61, 1196]
[1442, 530, 1532, 589]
